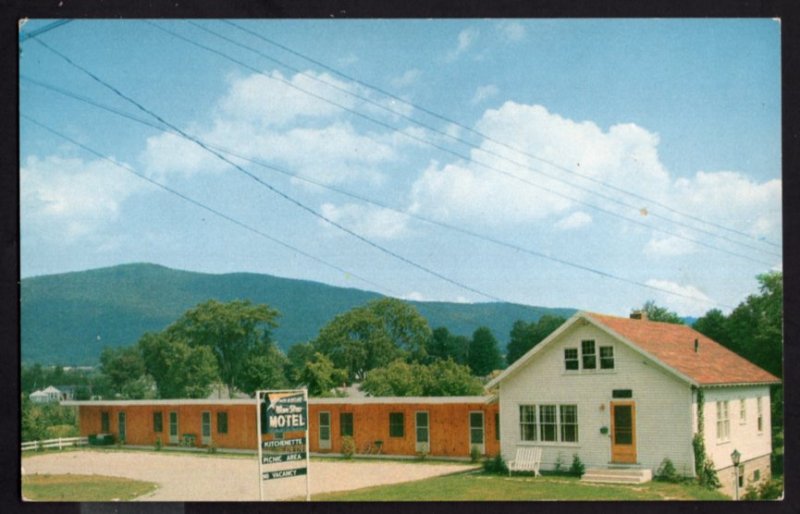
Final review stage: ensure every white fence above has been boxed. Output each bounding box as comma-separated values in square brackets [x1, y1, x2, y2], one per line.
[21, 436, 88, 452]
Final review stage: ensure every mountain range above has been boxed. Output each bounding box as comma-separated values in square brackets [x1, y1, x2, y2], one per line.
[20, 263, 576, 365]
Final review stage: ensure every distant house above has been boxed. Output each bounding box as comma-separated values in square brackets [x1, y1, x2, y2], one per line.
[30, 385, 68, 403]
[486, 311, 780, 498]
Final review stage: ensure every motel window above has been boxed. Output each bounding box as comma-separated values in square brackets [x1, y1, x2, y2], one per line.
[539, 405, 557, 442]
[519, 405, 537, 441]
[560, 405, 578, 443]
[389, 413, 404, 437]
[153, 412, 163, 433]
[217, 412, 228, 434]
[519, 404, 578, 444]
[739, 399, 747, 424]
[340, 413, 354, 437]
[101, 411, 110, 433]
[716, 401, 730, 442]
[581, 340, 596, 369]
[757, 397, 764, 433]
[600, 346, 615, 370]
[564, 348, 579, 371]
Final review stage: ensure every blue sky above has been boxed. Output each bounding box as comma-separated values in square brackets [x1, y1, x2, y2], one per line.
[19, 19, 782, 317]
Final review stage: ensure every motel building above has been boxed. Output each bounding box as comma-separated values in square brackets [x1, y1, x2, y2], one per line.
[63, 311, 780, 498]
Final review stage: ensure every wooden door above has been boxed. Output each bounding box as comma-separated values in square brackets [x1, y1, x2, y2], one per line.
[610, 402, 636, 463]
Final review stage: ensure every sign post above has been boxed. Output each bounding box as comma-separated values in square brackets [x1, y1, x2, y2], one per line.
[256, 389, 310, 501]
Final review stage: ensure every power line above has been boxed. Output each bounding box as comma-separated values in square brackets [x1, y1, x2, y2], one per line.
[19, 20, 72, 43]
[21, 113, 396, 297]
[144, 21, 775, 267]
[22, 74, 734, 310]
[222, 19, 781, 251]
[32, 37, 506, 303]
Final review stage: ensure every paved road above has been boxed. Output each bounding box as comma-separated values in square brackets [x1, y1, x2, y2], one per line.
[22, 450, 478, 501]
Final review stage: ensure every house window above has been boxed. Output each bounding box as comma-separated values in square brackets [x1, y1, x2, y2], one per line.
[101, 411, 110, 433]
[757, 397, 764, 433]
[754, 469, 761, 481]
[539, 405, 557, 442]
[716, 401, 730, 442]
[560, 405, 578, 442]
[564, 348, 579, 371]
[739, 399, 746, 424]
[217, 412, 228, 434]
[153, 412, 163, 433]
[340, 412, 354, 437]
[581, 340, 596, 369]
[519, 405, 537, 441]
[600, 346, 615, 369]
[389, 413, 404, 437]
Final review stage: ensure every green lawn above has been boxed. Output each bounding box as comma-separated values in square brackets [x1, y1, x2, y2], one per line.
[22, 474, 158, 501]
[309, 471, 731, 501]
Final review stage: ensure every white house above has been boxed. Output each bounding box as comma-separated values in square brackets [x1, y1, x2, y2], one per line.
[486, 311, 780, 498]
[29, 385, 66, 404]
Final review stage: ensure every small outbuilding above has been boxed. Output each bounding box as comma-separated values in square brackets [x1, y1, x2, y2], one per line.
[486, 311, 780, 497]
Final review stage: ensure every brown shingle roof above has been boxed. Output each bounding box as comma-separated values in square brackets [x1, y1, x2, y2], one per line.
[585, 312, 781, 386]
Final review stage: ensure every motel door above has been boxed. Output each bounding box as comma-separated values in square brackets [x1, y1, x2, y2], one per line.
[169, 411, 179, 444]
[118, 412, 126, 443]
[610, 402, 637, 464]
[201, 411, 212, 445]
[415, 411, 430, 453]
[319, 411, 331, 450]
[469, 411, 485, 455]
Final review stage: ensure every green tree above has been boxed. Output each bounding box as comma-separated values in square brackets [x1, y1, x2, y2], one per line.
[506, 315, 566, 365]
[166, 299, 280, 397]
[301, 352, 348, 397]
[468, 327, 503, 376]
[99, 345, 147, 399]
[238, 342, 290, 396]
[138, 332, 219, 399]
[641, 300, 684, 324]
[312, 298, 432, 382]
[427, 327, 469, 364]
[692, 309, 729, 346]
[425, 359, 483, 396]
[286, 342, 315, 385]
[361, 360, 425, 397]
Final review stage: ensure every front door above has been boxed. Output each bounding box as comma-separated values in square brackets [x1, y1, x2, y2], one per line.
[118, 412, 126, 444]
[610, 402, 637, 463]
[169, 411, 179, 444]
[469, 411, 485, 455]
[201, 411, 212, 445]
[415, 411, 430, 453]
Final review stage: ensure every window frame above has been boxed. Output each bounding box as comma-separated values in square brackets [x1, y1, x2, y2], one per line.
[564, 348, 579, 371]
[716, 400, 730, 443]
[757, 397, 764, 433]
[101, 411, 110, 433]
[739, 398, 747, 424]
[581, 340, 597, 370]
[519, 404, 537, 442]
[153, 411, 163, 433]
[217, 411, 228, 434]
[599, 345, 615, 370]
[389, 412, 404, 438]
[340, 412, 354, 438]
[560, 405, 579, 443]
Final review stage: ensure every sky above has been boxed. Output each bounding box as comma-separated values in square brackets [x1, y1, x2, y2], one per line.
[19, 18, 782, 318]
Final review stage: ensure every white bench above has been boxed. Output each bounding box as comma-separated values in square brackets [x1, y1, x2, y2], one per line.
[507, 446, 542, 476]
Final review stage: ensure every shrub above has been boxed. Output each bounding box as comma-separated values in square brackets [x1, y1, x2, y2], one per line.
[757, 477, 783, 500]
[655, 458, 682, 483]
[470, 445, 482, 463]
[483, 454, 508, 474]
[554, 453, 564, 473]
[341, 436, 355, 459]
[45, 424, 79, 439]
[154, 437, 162, 451]
[569, 454, 585, 477]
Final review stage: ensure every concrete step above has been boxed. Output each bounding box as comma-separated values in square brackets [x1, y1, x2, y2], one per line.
[581, 467, 652, 484]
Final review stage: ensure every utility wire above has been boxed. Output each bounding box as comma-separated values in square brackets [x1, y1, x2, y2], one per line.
[19, 19, 72, 43]
[22, 74, 733, 310]
[196, 20, 778, 259]
[144, 22, 774, 268]
[223, 19, 781, 251]
[32, 37, 505, 303]
[21, 112, 396, 296]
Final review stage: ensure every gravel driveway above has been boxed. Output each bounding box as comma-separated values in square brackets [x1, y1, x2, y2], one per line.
[22, 450, 478, 501]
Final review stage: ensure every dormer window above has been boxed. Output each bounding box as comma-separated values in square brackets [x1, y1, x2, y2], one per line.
[581, 340, 596, 369]
[564, 348, 579, 370]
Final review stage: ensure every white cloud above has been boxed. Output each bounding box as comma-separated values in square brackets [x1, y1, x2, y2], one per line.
[496, 21, 526, 42]
[403, 291, 427, 301]
[643, 234, 698, 257]
[21, 155, 144, 242]
[556, 211, 592, 230]
[644, 279, 713, 317]
[319, 203, 410, 239]
[447, 28, 479, 61]
[471, 84, 499, 105]
[391, 69, 421, 88]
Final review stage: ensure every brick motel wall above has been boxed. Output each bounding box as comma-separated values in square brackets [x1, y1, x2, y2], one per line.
[717, 453, 772, 499]
[74, 399, 500, 459]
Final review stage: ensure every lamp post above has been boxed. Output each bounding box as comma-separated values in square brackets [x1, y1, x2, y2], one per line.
[730, 449, 741, 500]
